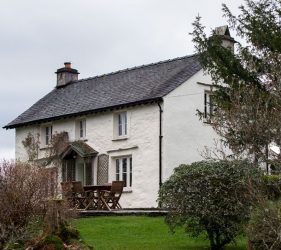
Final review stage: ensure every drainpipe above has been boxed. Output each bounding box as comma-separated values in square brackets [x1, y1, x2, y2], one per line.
[158, 102, 163, 188]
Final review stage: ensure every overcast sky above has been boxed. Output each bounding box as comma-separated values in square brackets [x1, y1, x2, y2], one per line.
[0, 0, 245, 160]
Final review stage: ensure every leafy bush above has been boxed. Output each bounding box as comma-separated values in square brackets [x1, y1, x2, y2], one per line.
[247, 201, 281, 250]
[261, 175, 281, 200]
[159, 160, 262, 250]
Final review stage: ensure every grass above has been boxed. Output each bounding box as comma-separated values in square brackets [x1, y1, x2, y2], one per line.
[73, 216, 247, 250]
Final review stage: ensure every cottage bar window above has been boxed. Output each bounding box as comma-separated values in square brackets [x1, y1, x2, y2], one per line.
[204, 91, 214, 122]
[76, 119, 86, 139]
[118, 112, 127, 136]
[45, 126, 52, 145]
[115, 156, 132, 187]
[80, 120, 86, 138]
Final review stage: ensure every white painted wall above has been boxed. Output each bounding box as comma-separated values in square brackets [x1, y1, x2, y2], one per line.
[85, 104, 160, 208]
[162, 69, 219, 180]
[16, 126, 40, 161]
[15, 103, 160, 208]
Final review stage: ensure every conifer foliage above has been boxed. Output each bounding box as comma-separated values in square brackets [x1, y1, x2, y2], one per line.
[192, 0, 281, 167]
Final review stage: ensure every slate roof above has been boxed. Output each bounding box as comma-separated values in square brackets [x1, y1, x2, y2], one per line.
[4, 54, 201, 129]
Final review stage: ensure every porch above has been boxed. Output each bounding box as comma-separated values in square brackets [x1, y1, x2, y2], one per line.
[60, 141, 108, 186]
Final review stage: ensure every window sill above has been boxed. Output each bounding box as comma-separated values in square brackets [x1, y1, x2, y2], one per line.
[76, 138, 88, 142]
[112, 136, 128, 141]
[123, 189, 132, 193]
[203, 120, 213, 125]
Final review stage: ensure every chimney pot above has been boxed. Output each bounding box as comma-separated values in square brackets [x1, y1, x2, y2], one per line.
[64, 62, 71, 69]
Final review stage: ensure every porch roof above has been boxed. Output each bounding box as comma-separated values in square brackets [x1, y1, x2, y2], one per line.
[61, 141, 98, 159]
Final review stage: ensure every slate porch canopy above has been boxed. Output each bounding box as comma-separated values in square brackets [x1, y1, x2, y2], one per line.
[60, 141, 98, 159]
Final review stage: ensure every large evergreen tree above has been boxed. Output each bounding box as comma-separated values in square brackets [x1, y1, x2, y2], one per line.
[192, 0, 281, 169]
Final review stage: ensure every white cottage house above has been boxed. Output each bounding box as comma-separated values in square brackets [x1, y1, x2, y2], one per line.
[4, 27, 235, 208]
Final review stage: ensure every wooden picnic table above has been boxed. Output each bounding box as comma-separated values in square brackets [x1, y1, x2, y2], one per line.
[83, 184, 112, 210]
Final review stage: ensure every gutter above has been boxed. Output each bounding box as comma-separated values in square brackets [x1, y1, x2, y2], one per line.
[158, 102, 163, 188]
[3, 97, 163, 129]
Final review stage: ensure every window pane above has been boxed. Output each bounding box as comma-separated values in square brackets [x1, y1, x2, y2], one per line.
[122, 158, 127, 172]
[122, 158, 127, 187]
[122, 173, 127, 187]
[209, 95, 213, 116]
[118, 114, 122, 136]
[204, 93, 207, 119]
[80, 120, 83, 138]
[84, 120, 86, 137]
[116, 159, 120, 181]
[45, 127, 50, 145]
[124, 113, 127, 135]
[130, 157, 132, 187]
[45, 127, 48, 145]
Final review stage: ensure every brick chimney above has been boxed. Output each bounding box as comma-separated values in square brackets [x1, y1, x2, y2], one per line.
[55, 62, 79, 87]
[214, 25, 236, 52]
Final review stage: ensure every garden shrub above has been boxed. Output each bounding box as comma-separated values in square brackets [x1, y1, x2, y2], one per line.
[158, 160, 262, 250]
[247, 201, 281, 250]
[0, 161, 54, 248]
[0, 161, 78, 249]
[261, 175, 281, 200]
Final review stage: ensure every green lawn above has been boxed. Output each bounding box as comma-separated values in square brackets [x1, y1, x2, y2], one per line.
[73, 216, 246, 250]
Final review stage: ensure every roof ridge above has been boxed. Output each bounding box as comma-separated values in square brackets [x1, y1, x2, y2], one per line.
[76, 54, 197, 83]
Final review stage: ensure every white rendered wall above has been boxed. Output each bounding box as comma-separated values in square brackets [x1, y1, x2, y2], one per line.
[16, 126, 40, 162]
[162, 70, 220, 180]
[85, 104, 159, 208]
[15, 104, 160, 208]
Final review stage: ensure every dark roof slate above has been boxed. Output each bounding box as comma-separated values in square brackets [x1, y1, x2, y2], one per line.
[61, 141, 98, 159]
[4, 54, 201, 129]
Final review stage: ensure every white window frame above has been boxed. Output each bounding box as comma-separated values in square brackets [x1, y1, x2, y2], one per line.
[204, 91, 214, 123]
[113, 111, 128, 139]
[118, 112, 127, 136]
[76, 119, 86, 139]
[41, 124, 53, 146]
[115, 156, 132, 188]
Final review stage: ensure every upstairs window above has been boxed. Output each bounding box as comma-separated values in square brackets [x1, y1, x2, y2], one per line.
[118, 112, 127, 136]
[204, 91, 214, 122]
[41, 125, 52, 146]
[115, 156, 132, 187]
[113, 111, 128, 139]
[76, 119, 86, 139]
